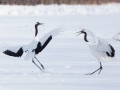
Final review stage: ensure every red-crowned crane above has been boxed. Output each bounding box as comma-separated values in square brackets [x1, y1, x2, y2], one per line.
[77, 29, 115, 75]
[2, 22, 64, 71]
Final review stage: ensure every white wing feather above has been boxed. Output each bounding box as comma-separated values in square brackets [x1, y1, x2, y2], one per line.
[113, 33, 120, 41]
[96, 37, 112, 53]
[39, 26, 64, 46]
[0, 43, 28, 53]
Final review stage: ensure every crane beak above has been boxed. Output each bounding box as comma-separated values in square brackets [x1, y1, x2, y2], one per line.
[76, 31, 82, 36]
[39, 23, 44, 25]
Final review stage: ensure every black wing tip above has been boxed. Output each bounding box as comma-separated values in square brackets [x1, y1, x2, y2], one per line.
[106, 52, 115, 57]
[106, 44, 115, 57]
[109, 44, 115, 52]
[3, 47, 24, 57]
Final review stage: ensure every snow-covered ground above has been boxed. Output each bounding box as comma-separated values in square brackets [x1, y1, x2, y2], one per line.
[0, 3, 120, 16]
[0, 4, 120, 90]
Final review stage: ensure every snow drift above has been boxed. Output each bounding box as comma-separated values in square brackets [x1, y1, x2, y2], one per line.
[0, 3, 120, 16]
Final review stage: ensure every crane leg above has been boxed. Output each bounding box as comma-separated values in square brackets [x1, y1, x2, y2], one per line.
[85, 62, 103, 75]
[32, 59, 42, 71]
[35, 57, 45, 70]
[98, 62, 102, 74]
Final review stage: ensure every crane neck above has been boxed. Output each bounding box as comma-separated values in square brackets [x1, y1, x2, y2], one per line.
[35, 25, 38, 37]
[85, 30, 98, 45]
[83, 32, 89, 42]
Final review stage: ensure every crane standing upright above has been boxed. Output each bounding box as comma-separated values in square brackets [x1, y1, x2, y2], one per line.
[77, 29, 115, 75]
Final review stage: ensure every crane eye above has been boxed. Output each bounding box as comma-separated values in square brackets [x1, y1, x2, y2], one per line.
[32, 49, 35, 52]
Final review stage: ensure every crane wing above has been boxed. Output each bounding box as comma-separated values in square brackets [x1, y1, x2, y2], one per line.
[96, 37, 110, 52]
[96, 37, 115, 57]
[0, 44, 29, 57]
[113, 33, 120, 41]
[39, 26, 64, 46]
[33, 26, 64, 54]
[24, 26, 64, 60]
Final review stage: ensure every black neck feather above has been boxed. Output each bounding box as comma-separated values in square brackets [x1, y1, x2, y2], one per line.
[35, 25, 38, 36]
[83, 32, 89, 42]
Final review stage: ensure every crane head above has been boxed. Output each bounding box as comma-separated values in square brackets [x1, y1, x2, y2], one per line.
[36, 22, 44, 26]
[77, 29, 86, 36]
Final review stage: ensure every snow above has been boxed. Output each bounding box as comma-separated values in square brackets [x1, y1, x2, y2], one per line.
[0, 4, 120, 90]
[0, 3, 120, 16]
